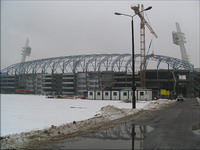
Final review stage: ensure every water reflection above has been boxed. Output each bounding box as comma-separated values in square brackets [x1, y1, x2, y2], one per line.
[40, 122, 153, 149]
[82, 122, 153, 149]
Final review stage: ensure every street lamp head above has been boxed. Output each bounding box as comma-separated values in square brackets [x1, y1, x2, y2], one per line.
[114, 12, 121, 15]
[114, 12, 133, 18]
[144, 6, 152, 11]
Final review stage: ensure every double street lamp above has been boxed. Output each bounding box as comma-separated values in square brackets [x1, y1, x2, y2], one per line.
[115, 6, 152, 109]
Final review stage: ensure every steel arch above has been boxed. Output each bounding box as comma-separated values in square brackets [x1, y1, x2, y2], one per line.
[1, 53, 194, 75]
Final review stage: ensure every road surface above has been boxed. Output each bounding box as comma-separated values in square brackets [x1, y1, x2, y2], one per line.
[133, 98, 200, 149]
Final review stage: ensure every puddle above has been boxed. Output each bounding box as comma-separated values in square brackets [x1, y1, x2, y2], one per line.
[39, 122, 154, 149]
[193, 129, 200, 135]
[192, 124, 200, 135]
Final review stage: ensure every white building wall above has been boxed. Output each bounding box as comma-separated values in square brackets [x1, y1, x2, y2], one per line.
[103, 91, 111, 100]
[95, 91, 103, 100]
[111, 91, 119, 100]
[88, 91, 94, 100]
[120, 91, 129, 100]
[128, 91, 138, 101]
[137, 89, 152, 101]
[88, 89, 152, 101]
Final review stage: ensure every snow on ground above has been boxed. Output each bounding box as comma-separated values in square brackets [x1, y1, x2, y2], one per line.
[196, 97, 200, 105]
[1, 94, 151, 136]
[1, 94, 175, 149]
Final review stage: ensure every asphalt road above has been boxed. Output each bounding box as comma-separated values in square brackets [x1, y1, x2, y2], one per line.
[133, 98, 200, 149]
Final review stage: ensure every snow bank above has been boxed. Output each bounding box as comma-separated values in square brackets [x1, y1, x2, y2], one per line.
[100, 105, 140, 120]
[142, 99, 175, 110]
[196, 97, 200, 105]
[0, 94, 175, 149]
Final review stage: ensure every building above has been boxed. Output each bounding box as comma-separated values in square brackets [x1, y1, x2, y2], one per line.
[1, 54, 199, 98]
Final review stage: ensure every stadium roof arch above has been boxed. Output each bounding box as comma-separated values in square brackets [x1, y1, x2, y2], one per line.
[1, 53, 194, 75]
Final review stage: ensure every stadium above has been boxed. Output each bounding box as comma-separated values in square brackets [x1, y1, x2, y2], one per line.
[1, 53, 199, 99]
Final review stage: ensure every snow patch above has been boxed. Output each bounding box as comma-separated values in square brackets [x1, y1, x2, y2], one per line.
[0, 94, 176, 149]
[142, 99, 175, 110]
[101, 105, 127, 119]
[196, 97, 200, 105]
[1, 94, 150, 136]
[100, 105, 140, 120]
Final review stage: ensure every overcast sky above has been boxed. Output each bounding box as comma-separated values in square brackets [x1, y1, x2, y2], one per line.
[1, 0, 199, 69]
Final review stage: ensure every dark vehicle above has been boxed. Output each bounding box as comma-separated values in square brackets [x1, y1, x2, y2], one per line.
[176, 95, 184, 101]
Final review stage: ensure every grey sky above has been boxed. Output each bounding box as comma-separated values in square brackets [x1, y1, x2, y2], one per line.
[1, 0, 199, 69]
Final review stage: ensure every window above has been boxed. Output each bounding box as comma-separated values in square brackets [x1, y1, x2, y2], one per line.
[179, 75, 186, 80]
[140, 92, 144, 96]
[123, 92, 127, 96]
[97, 92, 101, 96]
[105, 92, 109, 96]
[113, 92, 117, 96]
[89, 92, 93, 96]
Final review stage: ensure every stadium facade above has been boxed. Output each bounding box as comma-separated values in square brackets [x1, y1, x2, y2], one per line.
[1, 53, 199, 98]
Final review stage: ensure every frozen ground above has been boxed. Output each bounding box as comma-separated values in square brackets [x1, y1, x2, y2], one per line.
[1, 94, 152, 136]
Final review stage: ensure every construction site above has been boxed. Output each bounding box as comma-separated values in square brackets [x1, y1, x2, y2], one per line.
[1, 4, 199, 99]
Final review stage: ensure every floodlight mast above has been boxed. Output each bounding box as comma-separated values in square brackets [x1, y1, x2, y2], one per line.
[173, 22, 190, 63]
[21, 38, 32, 63]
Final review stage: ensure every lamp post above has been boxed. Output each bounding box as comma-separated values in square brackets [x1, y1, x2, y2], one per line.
[115, 6, 152, 109]
[168, 63, 170, 100]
